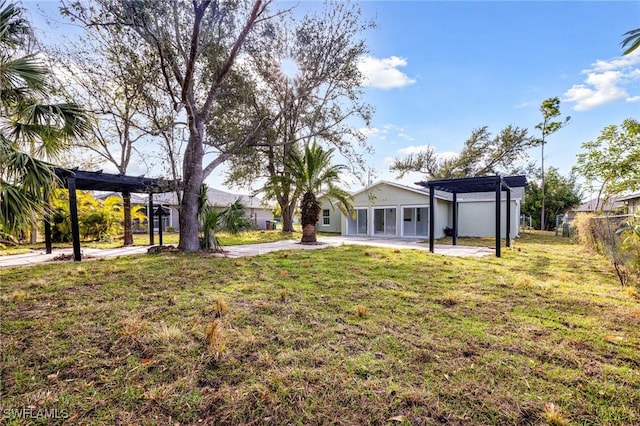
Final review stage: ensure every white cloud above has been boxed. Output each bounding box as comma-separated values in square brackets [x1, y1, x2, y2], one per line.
[383, 156, 396, 166]
[563, 51, 640, 111]
[360, 126, 381, 138]
[358, 56, 416, 89]
[397, 145, 458, 162]
[397, 145, 431, 155]
[626, 95, 640, 103]
[397, 132, 414, 141]
[514, 101, 534, 109]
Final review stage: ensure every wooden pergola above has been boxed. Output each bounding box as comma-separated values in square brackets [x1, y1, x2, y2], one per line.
[416, 175, 528, 257]
[52, 168, 180, 261]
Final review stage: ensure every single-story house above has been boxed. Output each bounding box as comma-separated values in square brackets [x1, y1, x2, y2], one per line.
[565, 196, 626, 220]
[317, 179, 524, 239]
[98, 187, 273, 231]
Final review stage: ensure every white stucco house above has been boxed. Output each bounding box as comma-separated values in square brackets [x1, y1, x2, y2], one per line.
[99, 188, 273, 231]
[153, 188, 273, 231]
[317, 178, 525, 240]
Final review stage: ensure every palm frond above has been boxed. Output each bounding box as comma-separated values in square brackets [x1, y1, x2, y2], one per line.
[0, 54, 49, 96]
[0, 179, 43, 233]
[622, 28, 640, 55]
[9, 102, 90, 157]
[0, 1, 31, 49]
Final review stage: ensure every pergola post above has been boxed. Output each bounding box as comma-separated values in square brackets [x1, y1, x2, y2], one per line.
[68, 176, 82, 261]
[506, 188, 511, 248]
[157, 206, 164, 246]
[495, 180, 501, 258]
[44, 206, 52, 254]
[429, 185, 435, 253]
[148, 193, 154, 246]
[452, 192, 458, 246]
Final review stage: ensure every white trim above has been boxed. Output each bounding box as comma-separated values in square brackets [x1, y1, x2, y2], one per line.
[350, 180, 451, 201]
[321, 208, 331, 226]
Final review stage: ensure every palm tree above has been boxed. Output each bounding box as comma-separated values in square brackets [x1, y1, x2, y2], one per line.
[622, 28, 640, 55]
[283, 141, 352, 244]
[0, 1, 88, 239]
[198, 184, 255, 251]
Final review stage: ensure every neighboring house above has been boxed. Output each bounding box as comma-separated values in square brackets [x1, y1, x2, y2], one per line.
[618, 192, 640, 215]
[565, 196, 626, 220]
[317, 180, 524, 239]
[98, 188, 273, 231]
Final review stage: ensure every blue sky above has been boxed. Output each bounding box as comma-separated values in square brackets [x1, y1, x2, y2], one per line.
[23, 1, 640, 197]
[354, 1, 639, 192]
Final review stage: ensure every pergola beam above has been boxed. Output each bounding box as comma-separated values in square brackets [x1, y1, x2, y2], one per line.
[53, 168, 179, 261]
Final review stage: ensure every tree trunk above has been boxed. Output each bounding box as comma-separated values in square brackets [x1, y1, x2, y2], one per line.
[540, 142, 545, 231]
[178, 130, 205, 252]
[301, 224, 316, 243]
[122, 191, 133, 246]
[300, 192, 320, 244]
[30, 222, 37, 244]
[281, 203, 294, 232]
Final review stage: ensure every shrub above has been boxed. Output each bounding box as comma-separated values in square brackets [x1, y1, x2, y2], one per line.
[571, 213, 598, 251]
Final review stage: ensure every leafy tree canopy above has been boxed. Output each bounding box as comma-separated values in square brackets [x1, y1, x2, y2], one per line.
[390, 125, 534, 180]
[522, 167, 582, 231]
[573, 118, 640, 207]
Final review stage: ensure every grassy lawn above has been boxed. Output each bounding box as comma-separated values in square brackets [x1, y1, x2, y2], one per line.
[1, 233, 639, 425]
[0, 230, 299, 255]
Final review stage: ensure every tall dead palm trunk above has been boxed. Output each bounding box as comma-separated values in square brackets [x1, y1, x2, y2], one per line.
[300, 191, 321, 243]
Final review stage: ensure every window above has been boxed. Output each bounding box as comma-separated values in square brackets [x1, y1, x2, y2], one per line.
[402, 207, 428, 237]
[322, 209, 330, 226]
[347, 208, 368, 235]
[373, 208, 396, 235]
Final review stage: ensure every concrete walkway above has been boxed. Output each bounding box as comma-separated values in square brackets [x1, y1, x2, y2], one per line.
[0, 236, 492, 268]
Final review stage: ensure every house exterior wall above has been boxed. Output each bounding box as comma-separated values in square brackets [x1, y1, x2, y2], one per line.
[316, 199, 342, 233]
[249, 208, 274, 230]
[457, 200, 520, 238]
[434, 198, 450, 239]
[146, 204, 271, 231]
[340, 182, 447, 238]
[627, 198, 639, 215]
[318, 181, 524, 240]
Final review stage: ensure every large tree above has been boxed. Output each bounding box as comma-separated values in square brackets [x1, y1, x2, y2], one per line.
[521, 167, 582, 231]
[390, 125, 533, 180]
[63, 0, 277, 252]
[535, 97, 570, 231]
[48, 22, 159, 245]
[0, 1, 88, 239]
[573, 118, 640, 210]
[224, 2, 373, 232]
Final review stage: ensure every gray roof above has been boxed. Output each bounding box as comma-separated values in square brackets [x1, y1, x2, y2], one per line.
[96, 188, 268, 210]
[575, 197, 625, 212]
[617, 192, 640, 202]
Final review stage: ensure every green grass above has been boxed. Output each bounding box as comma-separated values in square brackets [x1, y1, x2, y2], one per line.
[0, 230, 298, 255]
[1, 233, 639, 425]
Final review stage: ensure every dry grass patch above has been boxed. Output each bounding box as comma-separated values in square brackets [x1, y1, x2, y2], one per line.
[1, 233, 639, 425]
